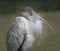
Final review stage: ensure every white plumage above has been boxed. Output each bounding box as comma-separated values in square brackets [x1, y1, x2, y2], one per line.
[6, 6, 53, 51]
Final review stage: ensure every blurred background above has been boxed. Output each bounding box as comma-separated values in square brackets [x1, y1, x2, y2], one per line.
[0, 0, 60, 51]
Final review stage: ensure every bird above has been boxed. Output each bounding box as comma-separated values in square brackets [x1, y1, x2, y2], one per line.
[6, 6, 53, 51]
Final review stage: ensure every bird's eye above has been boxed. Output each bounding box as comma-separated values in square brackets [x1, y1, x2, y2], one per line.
[29, 9, 32, 12]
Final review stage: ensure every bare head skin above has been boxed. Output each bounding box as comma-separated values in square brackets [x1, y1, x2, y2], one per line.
[21, 6, 54, 31]
[21, 6, 35, 16]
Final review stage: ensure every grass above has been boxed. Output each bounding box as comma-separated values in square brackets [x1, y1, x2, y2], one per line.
[0, 11, 60, 51]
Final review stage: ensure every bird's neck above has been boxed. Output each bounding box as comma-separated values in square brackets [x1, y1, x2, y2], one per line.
[20, 12, 31, 18]
[20, 12, 37, 23]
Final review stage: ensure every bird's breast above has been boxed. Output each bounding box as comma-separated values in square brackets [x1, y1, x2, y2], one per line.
[21, 17, 43, 35]
[30, 20, 43, 35]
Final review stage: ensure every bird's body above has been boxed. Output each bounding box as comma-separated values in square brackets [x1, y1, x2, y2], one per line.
[6, 6, 53, 51]
[7, 15, 43, 51]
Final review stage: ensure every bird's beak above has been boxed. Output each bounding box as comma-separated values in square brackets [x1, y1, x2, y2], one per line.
[40, 16, 54, 31]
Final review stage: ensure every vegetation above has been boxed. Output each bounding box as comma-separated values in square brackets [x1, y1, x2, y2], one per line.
[0, 0, 60, 14]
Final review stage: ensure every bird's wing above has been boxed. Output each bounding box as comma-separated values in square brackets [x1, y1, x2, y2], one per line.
[7, 16, 27, 51]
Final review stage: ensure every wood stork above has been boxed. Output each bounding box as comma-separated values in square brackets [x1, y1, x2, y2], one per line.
[6, 6, 53, 51]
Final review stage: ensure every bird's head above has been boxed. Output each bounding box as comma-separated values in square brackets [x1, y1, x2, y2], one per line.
[21, 6, 54, 31]
[21, 6, 35, 16]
